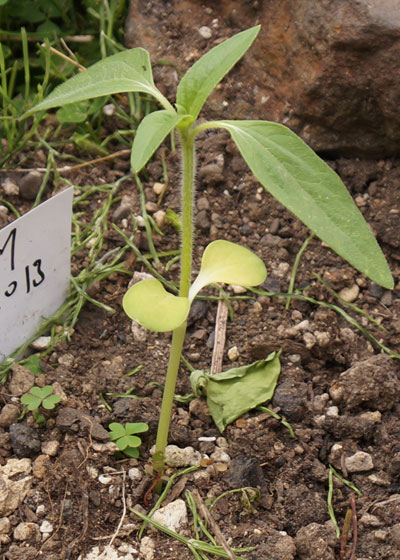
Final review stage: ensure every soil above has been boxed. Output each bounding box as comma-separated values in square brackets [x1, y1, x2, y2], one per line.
[1, 4, 400, 560]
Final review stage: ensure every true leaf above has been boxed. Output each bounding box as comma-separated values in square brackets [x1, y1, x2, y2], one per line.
[35, 385, 54, 399]
[21, 355, 43, 375]
[24, 49, 169, 115]
[189, 240, 267, 301]
[56, 101, 89, 124]
[176, 26, 260, 120]
[123, 447, 140, 458]
[122, 279, 190, 332]
[190, 353, 281, 432]
[42, 394, 61, 410]
[215, 120, 393, 289]
[119, 435, 141, 449]
[131, 110, 186, 173]
[109, 422, 126, 439]
[21, 394, 41, 411]
[125, 422, 149, 435]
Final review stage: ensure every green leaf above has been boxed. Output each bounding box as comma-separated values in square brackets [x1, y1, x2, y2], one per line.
[176, 26, 260, 119]
[122, 279, 190, 332]
[21, 393, 41, 411]
[125, 422, 149, 435]
[56, 101, 89, 124]
[21, 354, 43, 375]
[131, 110, 185, 173]
[42, 394, 61, 410]
[34, 385, 54, 399]
[25, 49, 170, 115]
[109, 422, 126, 440]
[189, 240, 266, 301]
[190, 353, 281, 432]
[123, 447, 140, 458]
[116, 435, 141, 450]
[215, 120, 393, 289]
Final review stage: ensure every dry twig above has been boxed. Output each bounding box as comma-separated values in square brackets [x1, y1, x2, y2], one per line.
[210, 299, 228, 375]
[191, 488, 237, 560]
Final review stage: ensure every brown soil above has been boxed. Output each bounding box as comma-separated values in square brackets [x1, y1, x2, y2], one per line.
[1, 4, 400, 560]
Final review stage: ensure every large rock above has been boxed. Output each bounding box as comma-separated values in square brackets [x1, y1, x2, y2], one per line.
[0, 459, 33, 516]
[125, 0, 400, 156]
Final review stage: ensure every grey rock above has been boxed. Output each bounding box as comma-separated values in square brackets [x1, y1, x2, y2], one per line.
[19, 171, 43, 200]
[345, 451, 374, 472]
[125, 0, 400, 156]
[295, 522, 336, 560]
[9, 424, 41, 457]
[163, 445, 201, 467]
[13, 522, 41, 542]
[337, 354, 400, 411]
[249, 528, 296, 560]
[3, 177, 19, 196]
[112, 194, 135, 221]
[152, 499, 188, 532]
[8, 364, 35, 396]
[272, 381, 308, 421]
[0, 458, 33, 516]
[0, 404, 20, 427]
[56, 407, 109, 440]
[196, 209, 211, 231]
[229, 456, 266, 489]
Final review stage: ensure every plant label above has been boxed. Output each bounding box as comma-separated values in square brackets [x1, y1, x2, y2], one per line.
[0, 187, 73, 362]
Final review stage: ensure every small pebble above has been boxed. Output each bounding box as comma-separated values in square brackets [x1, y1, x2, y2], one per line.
[251, 301, 263, 314]
[3, 177, 19, 196]
[19, 171, 43, 200]
[374, 530, 388, 541]
[153, 182, 165, 195]
[230, 284, 247, 294]
[211, 448, 231, 463]
[153, 209, 166, 227]
[136, 215, 146, 227]
[197, 197, 210, 211]
[314, 330, 331, 346]
[58, 353, 75, 368]
[345, 451, 374, 472]
[227, 346, 239, 361]
[102, 104, 115, 116]
[128, 468, 142, 483]
[145, 201, 158, 213]
[359, 514, 382, 527]
[162, 445, 201, 467]
[152, 499, 188, 531]
[98, 474, 112, 485]
[339, 284, 359, 302]
[140, 536, 155, 560]
[41, 440, 60, 457]
[359, 411, 381, 423]
[216, 436, 228, 448]
[39, 520, 53, 535]
[30, 336, 52, 351]
[326, 406, 339, 417]
[198, 26, 212, 39]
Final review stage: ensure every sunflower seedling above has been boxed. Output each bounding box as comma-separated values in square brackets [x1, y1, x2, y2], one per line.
[108, 422, 149, 458]
[20, 385, 61, 425]
[27, 25, 393, 477]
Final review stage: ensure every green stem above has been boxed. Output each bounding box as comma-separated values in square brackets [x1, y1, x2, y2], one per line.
[153, 125, 196, 476]
[153, 321, 187, 473]
[178, 127, 196, 297]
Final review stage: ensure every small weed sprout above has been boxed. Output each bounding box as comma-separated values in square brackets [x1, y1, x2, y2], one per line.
[108, 422, 149, 458]
[28, 25, 393, 476]
[20, 385, 61, 425]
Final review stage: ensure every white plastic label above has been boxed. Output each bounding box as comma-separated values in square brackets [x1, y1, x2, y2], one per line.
[0, 187, 73, 362]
